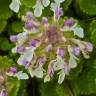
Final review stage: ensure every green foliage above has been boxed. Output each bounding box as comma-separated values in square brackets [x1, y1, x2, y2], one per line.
[79, 0, 96, 15]
[0, 20, 7, 33]
[21, 0, 36, 8]
[62, 0, 72, 11]
[77, 69, 96, 95]
[0, 0, 13, 19]
[0, 37, 13, 51]
[90, 20, 96, 46]
[12, 21, 23, 33]
[0, 56, 15, 68]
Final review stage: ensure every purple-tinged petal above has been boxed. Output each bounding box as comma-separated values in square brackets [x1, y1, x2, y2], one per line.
[54, 6, 63, 21]
[0, 89, 6, 96]
[72, 47, 80, 56]
[42, 17, 48, 25]
[26, 11, 34, 19]
[46, 44, 52, 52]
[16, 46, 25, 53]
[85, 43, 93, 52]
[9, 67, 17, 74]
[37, 56, 46, 66]
[10, 35, 18, 42]
[48, 67, 54, 77]
[25, 22, 34, 30]
[65, 19, 74, 26]
[29, 39, 39, 47]
[57, 48, 65, 57]
[22, 59, 31, 68]
[64, 65, 70, 74]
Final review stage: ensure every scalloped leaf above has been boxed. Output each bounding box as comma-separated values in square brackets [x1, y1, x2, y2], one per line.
[79, 0, 96, 15]
[61, 0, 72, 11]
[0, 0, 13, 19]
[0, 37, 13, 51]
[12, 21, 23, 33]
[0, 56, 15, 68]
[0, 19, 7, 33]
[76, 69, 96, 95]
[90, 20, 96, 46]
[21, 0, 36, 8]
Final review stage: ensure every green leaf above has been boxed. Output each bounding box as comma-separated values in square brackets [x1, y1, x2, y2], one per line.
[12, 21, 23, 33]
[8, 79, 21, 96]
[0, 0, 13, 19]
[79, 0, 96, 15]
[90, 20, 96, 46]
[77, 69, 96, 95]
[0, 19, 7, 33]
[61, 0, 72, 11]
[0, 37, 12, 51]
[39, 81, 58, 96]
[21, 0, 36, 8]
[0, 56, 15, 69]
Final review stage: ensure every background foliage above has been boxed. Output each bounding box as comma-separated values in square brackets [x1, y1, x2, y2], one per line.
[0, 0, 96, 96]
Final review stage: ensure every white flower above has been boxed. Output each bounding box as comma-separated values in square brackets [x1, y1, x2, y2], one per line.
[71, 24, 84, 38]
[34, 0, 44, 17]
[42, 0, 50, 7]
[54, 0, 65, 3]
[17, 32, 28, 46]
[17, 47, 35, 66]
[50, 2, 57, 12]
[68, 45, 79, 68]
[14, 71, 29, 80]
[9, 0, 21, 13]
[34, 67, 44, 78]
[44, 75, 50, 83]
[52, 56, 65, 71]
[58, 69, 65, 84]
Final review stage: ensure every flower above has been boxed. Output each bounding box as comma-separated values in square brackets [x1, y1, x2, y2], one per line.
[48, 67, 54, 77]
[26, 11, 34, 19]
[84, 42, 93, 52]
[42, 17, 48, 25]
[42, 0, 50, 7]
[25, 22, 34, 30]
[65, 19, 74, 26]
[37, 56, 46, 65]
[16, 46, 25, 53]
[10, 35, 17, 42]
[57, 48, 65, 58]
[0, 89, 6, 96]
[46, 44, 52, 52]
[29, 39, 39, 47]
[72, 46, 80, 56]
[9, 0, 21, 13]
[54, 5, 63, 21]
[6, 67, 17, 76]
[34, 0, 43, 17]
[10, 9, 93, 84]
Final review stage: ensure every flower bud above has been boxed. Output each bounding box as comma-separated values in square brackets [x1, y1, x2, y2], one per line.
[72, 47, 80, 56]
[85, 43, 93, 52]
[57, 48, 65, 57]
[10, 35, 17, 42]
[65, 19, 74, 26]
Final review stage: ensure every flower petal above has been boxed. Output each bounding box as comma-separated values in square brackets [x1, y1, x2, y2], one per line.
[9, 0, 21, 13]
[58, 69, 65, 84]
[15, 71, 29, 80]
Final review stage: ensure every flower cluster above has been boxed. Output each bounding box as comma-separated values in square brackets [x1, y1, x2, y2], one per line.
[9, 0, 65, 17]
[9, 4, 93, 84]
